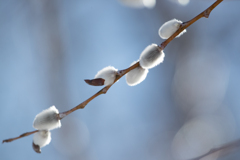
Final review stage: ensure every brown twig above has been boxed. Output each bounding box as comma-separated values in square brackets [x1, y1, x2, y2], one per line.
[2, 0, 224, 146]
[2, 130, 38, 143]
[189, 139, 240, 160]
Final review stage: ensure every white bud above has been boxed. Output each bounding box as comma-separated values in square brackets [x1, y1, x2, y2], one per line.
[33, 106, 61, 130]
[95, 66, 118, 86]
[33, 130, 51, 150]
[139, 44, 165, 69]
[126, 61, 148, 86]
[158, 19, 186, 39]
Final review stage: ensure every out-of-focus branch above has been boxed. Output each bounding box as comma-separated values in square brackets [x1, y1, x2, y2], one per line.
[2, 0, 224, 144]
[189, 139, 240, 160]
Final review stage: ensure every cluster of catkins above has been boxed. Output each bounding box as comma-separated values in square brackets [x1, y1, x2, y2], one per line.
[32, 106, 61, 153]
[95, 18, 186, 86]
[32, 19, 186, 153]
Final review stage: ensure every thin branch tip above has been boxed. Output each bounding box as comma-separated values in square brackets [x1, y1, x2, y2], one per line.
[2, 139, 11, 143]
[2, 130, 38, 144]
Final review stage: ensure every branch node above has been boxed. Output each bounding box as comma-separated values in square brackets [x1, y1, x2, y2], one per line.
[159, 43, 165, 50]
[204, 9, 210, 18]
[117, 70, 127, 77]
[101, 87, 109, 94]
[58, 113, 67, 120]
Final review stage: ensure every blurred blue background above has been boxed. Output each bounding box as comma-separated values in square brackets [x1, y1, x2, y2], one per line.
[1, 0, 240, 160]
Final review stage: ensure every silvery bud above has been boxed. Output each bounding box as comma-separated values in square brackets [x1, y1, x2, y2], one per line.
[158, 19, 186, 39]
[139, 44, 165, 69]
[33, 106, 61, 130]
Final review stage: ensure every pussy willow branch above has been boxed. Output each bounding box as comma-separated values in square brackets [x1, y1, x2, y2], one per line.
[2, 0, 224, 146]
[59, 0, 224, 119]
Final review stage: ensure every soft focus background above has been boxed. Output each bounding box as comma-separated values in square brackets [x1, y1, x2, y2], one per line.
[1, 0, 240, 160]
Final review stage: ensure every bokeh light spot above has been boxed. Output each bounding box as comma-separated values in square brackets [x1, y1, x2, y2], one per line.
[178, 0, 189, 6]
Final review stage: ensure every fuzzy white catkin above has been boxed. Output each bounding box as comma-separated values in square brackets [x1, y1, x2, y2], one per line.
[126, 61, 149, 86]
[158, 19, 186, 39]
[95, 66, 118, 86]
[33, 106, 61, 130]
[139, 44, 165, 69]
[33, 130, 51, 148]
